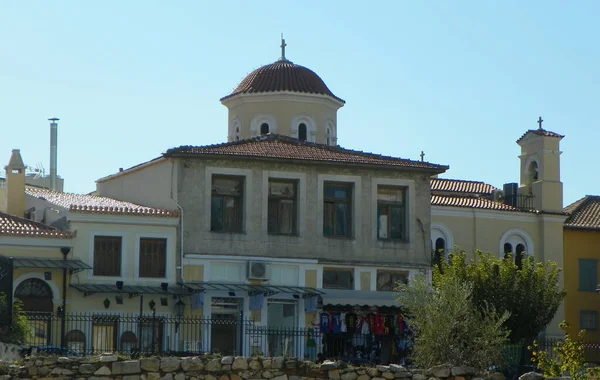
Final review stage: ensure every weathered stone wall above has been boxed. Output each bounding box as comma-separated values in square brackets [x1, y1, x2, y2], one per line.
[0, 343, 22, 363]
[0, 354, 508, 380]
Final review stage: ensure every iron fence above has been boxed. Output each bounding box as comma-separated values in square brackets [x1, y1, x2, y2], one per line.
[536, 339, 600, 364]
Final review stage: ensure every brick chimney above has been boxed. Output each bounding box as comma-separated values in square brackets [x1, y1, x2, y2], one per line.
[5, 149, 26, 217]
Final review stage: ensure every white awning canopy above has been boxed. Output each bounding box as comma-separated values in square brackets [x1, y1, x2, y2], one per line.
[320, 289, 400, 307]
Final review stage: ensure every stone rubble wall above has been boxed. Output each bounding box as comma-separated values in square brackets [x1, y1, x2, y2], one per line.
[0, 353, 520, 380]
[0, 343, 23, 363]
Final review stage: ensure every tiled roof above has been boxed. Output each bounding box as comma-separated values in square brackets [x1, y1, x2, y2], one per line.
[165, 134, 448, 172]
[431, 195, 532, 212]
[26, 188, 179, 218]
[516, 128, 564, 143]
[431, 178, 498, 196]
[0, 212, 71, 238]
[564, 196, 600, 230]
[221, 60, 345, 103]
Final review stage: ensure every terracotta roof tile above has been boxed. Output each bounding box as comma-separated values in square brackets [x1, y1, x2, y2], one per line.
[221, 60, 344, 103]
[431, 178, 498, 196]
[25, 188, 179, 218]
[516, 128, 564, 143]
[165, 134, 448, 172]
[564, 196, 600, 230]
[0, 212, 72, 239]
[431, 195, 535, 212]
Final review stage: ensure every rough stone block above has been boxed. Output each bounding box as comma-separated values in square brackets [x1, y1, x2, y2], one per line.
[57, 357, 71, 364]
[394, 372, 411, 379]
[284, 360, 297, 369]
[100, 355, 119, 363]
[94, 366, 112, 376]
[367, 369, 380, 378]
[488, 372, 505, 380]
[262, 360, 272, 370]
[232, 357, 249, 371]
[161, 357, 182, 372]
[79, 364, 97, 374]
[262, 371, 273, 378]
[43, 357, 58, 365]
[328, 370, 340, 380]
[38, 366, 51, 377]
[141, 358, 161, 372]
[376, 366, 389, 373]
[249, 360, 262, 371]
[341, 371, 358, 380]
[428, 364, 450, 378]
[272, 375, 288, 380]
[112, 361, 141, 375]
[182, 357, 204, 372]
[231, 374, 242, 380]
[159, 374, 174, 380]
[206, 375, 218, 380]
[411, 375, 426, 380]
[143, 373, 161, 380]
[518, 373, 543, 380]
[174, 373, 186, 380]
[271, 357, 285, 370]
[221, 356, 234, 365]
[219, 375, 230, 380]
[124, 375, 141, 380]
[321, 361, 337, 371]
[50, 367, 75, 376]
[382, 371, 394, 379]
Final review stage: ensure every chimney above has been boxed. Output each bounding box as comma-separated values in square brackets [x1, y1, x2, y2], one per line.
[5, 149, 26, 217]
[49, 118, 59, 191]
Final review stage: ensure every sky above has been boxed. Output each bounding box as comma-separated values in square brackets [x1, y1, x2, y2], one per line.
[1, 1, 598, 206]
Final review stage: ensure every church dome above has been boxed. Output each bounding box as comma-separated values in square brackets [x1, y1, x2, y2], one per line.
[221, 59, 345, 103]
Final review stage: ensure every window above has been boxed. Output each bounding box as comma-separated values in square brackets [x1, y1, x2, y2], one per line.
[298, 123, 307, 141]
[260, 123, 269, 135]
[92, 316, 118, 353]
[503, 243, 513, 256]
[235, 126, 240, 141]
[515, 243, 525, 270]
[268, 180, 297, 235]
[579, 259, 598, 292]
[323, 183, 352, 238]
[326, 127, 332, 146]
[581, 310, 598, 331]
[65, 330, 85, 352]
[376, 271, 408, 291]
[433, 237, 446, 267]
[323, 268, 354, 290]
[93, 236, 122, 276]
[377, 186, 406, 240]
[211, 176, 244, 233]
[139, 238, 167, 278]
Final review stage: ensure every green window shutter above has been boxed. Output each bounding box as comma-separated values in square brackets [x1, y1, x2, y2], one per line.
[579, 259, 598, 292]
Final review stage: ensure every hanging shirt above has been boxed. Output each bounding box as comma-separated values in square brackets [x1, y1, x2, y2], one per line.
[345, 313, 357, 334]
[360, 315, 370, 335]
[384, 315, 393, 336]
[372, 314, 385, 335]
[332, 312, 343, 333]
[397, 315, 404, 334]
[340, 312, 347, 332]
[320, 312, 331, 333]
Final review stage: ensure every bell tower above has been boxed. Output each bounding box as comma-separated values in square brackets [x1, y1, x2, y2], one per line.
[4, 149, 26, 217]
[517, 117, 564, 213]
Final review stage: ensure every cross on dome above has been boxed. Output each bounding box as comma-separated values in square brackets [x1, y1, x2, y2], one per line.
[537, 116, 544, 130]
[280, 34, 288, 61]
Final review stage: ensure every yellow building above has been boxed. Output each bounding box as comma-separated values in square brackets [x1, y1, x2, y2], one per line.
[563, 196, 600, 340]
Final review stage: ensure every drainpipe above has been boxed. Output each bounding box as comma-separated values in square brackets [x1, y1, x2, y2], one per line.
[170, 160, 184, 284]
[60, 247, 70, 348]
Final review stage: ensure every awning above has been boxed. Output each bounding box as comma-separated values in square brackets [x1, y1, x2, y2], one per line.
[70, 283, 199, 298]
[320, 289, 400, 307]
[183, 282, 324, 296]
[11, 257, 92, 274]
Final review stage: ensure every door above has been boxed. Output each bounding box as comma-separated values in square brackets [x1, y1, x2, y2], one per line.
[267, 300, 297, 357]
[210, 297, 242, 355]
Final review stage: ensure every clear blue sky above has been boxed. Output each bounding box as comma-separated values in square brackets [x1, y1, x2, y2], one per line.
[1, 1, 598, 206]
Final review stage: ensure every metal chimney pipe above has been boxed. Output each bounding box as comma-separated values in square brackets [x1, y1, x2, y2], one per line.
[49, 118, 59, 191]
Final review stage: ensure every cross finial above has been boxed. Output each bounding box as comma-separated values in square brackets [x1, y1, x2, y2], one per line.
[420, 151, 425, 162]
[280, 33, 287, 61]
[537, 116, 544, 130]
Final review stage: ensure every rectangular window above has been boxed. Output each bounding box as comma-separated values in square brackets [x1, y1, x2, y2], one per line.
[92, 316, 118, 353]
[580, 310, 598, 331]
[93, 236, 122, 276]
[323, 183, 352, 238]
[377, 186, 406, 240]
[376, 270, 409, 291]
[268, 180, 297, 235]
[211, 176, 244, 233]
[323, 268, 354, 290]
[139, 238, 167, 278]
[579, 259, 598, 292]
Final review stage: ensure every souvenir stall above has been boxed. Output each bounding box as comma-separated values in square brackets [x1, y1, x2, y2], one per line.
[313, 291, 413, 365]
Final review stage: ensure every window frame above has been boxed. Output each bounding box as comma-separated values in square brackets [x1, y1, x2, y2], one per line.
[267, 179, 298, 236]
[210, 175, 245, 233]
[138, 237, 168, 279]
[322, 182, 353, 238]
[580, 310, 598, 331]
[376, 270, 408, 292]
[578, 259, 598, 292]
[376, 185, 407, 241]
[322, 267, 354, 290]
[92, 235, 123, 277]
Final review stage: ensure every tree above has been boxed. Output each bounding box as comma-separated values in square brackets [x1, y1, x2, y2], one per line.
[435, 250, 565, 344]
[0, 293, 30, 345]
[397, 275, 510, 372]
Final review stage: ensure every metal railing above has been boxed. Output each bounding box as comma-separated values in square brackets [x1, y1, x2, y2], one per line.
[501, 193, 536, 212]
[20, 312, 407, 363]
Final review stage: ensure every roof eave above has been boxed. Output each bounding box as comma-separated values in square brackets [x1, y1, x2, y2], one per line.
[220, 91, 346, 106]
[164, 152, 449, 174]
[564, 225, 600, 232]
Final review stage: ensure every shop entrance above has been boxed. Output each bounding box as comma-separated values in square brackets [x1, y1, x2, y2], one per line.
[211, 297, 242, 355]
[267, 299, 297, 356]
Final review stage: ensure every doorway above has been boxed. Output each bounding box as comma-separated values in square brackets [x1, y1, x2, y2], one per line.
[14, 278, 54, 346]
[210, 297, 242, 355]
[267, 300, 297, 357]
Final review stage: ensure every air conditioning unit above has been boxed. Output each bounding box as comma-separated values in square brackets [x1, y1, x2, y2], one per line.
[247, 261, 270, 281]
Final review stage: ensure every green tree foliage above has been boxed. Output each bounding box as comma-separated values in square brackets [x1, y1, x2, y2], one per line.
[397, 275, 510, 372]
[434, 250, 565, 343]
[0, 293, 30, 345]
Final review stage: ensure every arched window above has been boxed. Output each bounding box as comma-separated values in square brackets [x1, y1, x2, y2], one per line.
[120, 331, 138, 353]
[66, 329, 86, 353]
[503, 243, 513, 259]
[235, 126, 240, 141]
[298, 123, 307, 141]
[528, 161, 539, 183]
[260, 123, 269, 135]
[15, 278, 53, 312]
[515, 244, 525, 269]
[326, 127, 332, 146]
[433, 237, 446, 268]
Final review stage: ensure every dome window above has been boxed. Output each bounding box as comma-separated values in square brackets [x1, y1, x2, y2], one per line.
[326, 127, 332, 146]
[298, 123, 307, 141]
[260, 123, 269, 135]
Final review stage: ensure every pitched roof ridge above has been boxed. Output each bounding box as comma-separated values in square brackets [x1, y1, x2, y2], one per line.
[432, 178, 488, 185]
